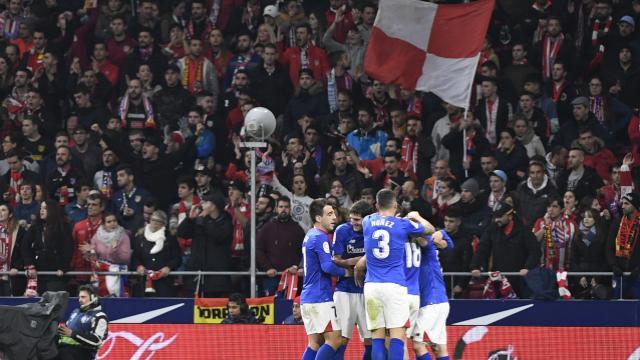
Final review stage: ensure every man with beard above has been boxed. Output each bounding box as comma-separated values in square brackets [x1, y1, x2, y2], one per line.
[177, 38, 217, 96]
[153, 64, 195, 130]
[122, 28, 168, 81]
[471, 202, 540, 297]
[223, 30, 261, 90]
[45, 146, 84, 206]
[111, 165, 150, 232]
[607, 192, 640, 299]
[184, 0, 212, 42]
[70, 192, 107, 290]
[515, 161, 558, 229]
[242, 194, 274, 271]
[531, 16, 576, 81]
[119, 78, 156, 130]
[401, 116, 435, 183]
[458, 178, 490, 237]
[93, 148, 119, 201]
[281, 23, 330, 86]
[255, 196, 304, 296]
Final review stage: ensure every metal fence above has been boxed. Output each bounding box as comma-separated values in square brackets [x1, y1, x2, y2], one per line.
[0, 270, 632, 300]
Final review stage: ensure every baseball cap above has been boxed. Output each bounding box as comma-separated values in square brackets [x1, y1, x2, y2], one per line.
[493, 202, 514, 217]
[263, 5, 278, 18]
[620, 15, 635, 28]
[490, 170, 508, 183]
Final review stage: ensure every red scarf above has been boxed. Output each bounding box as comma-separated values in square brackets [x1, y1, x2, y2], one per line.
[401, 136, 417, 178]
[0, 224, 11, 279]
[615, 211, 640, 259]
[182, 56, 205, 94]
[542, 34, 563, 79]
[8, 170, 22, 206]
[551, 80, 566, 102]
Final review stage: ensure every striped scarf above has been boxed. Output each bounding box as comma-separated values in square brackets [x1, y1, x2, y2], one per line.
[0, 224, 10, 280]
[542, 34, 563, 79]
[543, 218, 575, 270]
[615, 212, 640, 259]
[589, 96, 605, 124]
[119, 94, 155, 129]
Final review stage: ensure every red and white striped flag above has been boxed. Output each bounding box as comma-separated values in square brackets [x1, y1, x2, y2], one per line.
[364, 0, 495, 109]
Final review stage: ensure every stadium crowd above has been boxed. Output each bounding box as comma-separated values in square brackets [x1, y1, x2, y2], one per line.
[0, 0, 638, 301]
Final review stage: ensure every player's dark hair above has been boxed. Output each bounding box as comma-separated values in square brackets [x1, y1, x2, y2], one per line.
[309, 198, 329, 224]
[349, 200, 373, 217]
[376, 189, 397, 210]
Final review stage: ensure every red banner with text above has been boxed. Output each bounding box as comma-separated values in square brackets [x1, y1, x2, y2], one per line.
[97, 324, 640, 359]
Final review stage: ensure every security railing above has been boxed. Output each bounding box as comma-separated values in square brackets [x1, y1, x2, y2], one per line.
[0, 270, 632, 299]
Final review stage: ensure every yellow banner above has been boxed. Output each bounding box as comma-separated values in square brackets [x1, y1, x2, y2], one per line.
[193, 296, 275, 324]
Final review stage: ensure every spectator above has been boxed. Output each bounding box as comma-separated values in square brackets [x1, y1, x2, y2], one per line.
[280, 23, 329, 86]
[502, 42, 537, 95]
[571, 208, 610, 299]
[88, 212, 131, 297]
[572, 127, 617, 183]
[132, 209, 180, 297]
[21, 116, 51, 163]
[177, 38, 218, 97]
[442, 111, 491, 181]
[221, 293, 260, 324]
[0, 203, 26, 296]
[473, 153, 498, 194]
[430, 176, 460, 226]
[250, 43, 293, 118]
[22, 199, 73, 293]
[471, 202, 540, 297]
[282, 297, 303, 324]
[533, 195, 577, 271]
[523, 73, 559, 133]
[70, 124, 102, 177]
[401, 116, 435, 183]
[487, 170, 509, 212]
[64, 181, 91, 226]
[495, 128, 529, 186]
[256, 196, 304, 296]
[607, 192, 640, 299]
[531, 16, 576, 82]
[375, 152, 407, 193]
[106, 15, 137, 68]
[122, 27, 168, 82]
[14, 180, 38, 227]
[476, 76, 512, 146]
[347, 105, 388, 161]
[513, 115, 546, 158]
[458, 178, 490, 237]
[546, 62, 579, 125]
[431, 103, 463, 164]
[283, 69, 330, 135]
[545, 144, 568, 186]
[112, 165, 150, 232]
[323, 15, 366, 79]
[223, 30, 262, 89]
[271, 173, 312, 232]
[557, 147, 604, 200]
[0, 150, 39, 206]
[586, 75, 632, 140]
[319, 149, 364, 201]
[93, 148, 119, 201]
[553, 96, 613, 149]
[515, 161, 558, 229]
[178, 193, 233, 298]
[153, 64, 195, 130]
[45, 146, 84, 206]
[517, 92, 550, 144]
[438, 204, 474, 298]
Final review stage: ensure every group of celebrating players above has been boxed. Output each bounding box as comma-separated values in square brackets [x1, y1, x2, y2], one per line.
[300, 189, 453, 360]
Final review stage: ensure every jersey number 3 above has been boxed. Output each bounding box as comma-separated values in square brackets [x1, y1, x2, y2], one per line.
[372, 229, 390, 259]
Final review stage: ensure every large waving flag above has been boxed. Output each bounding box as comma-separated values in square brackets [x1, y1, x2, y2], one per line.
[364, 0, 495, 109]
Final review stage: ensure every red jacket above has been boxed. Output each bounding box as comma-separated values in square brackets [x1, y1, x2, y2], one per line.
[99, 60, 120, 87]
[325, 8, 355, 44]
[280, 45, 329, 86]
[70, 217, 102, 272]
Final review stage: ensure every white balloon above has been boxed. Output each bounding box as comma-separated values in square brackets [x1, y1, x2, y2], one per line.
[244, 107, 276, 140]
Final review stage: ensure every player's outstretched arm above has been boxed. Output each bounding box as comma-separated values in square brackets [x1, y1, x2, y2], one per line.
[406, 211, 435, 234]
